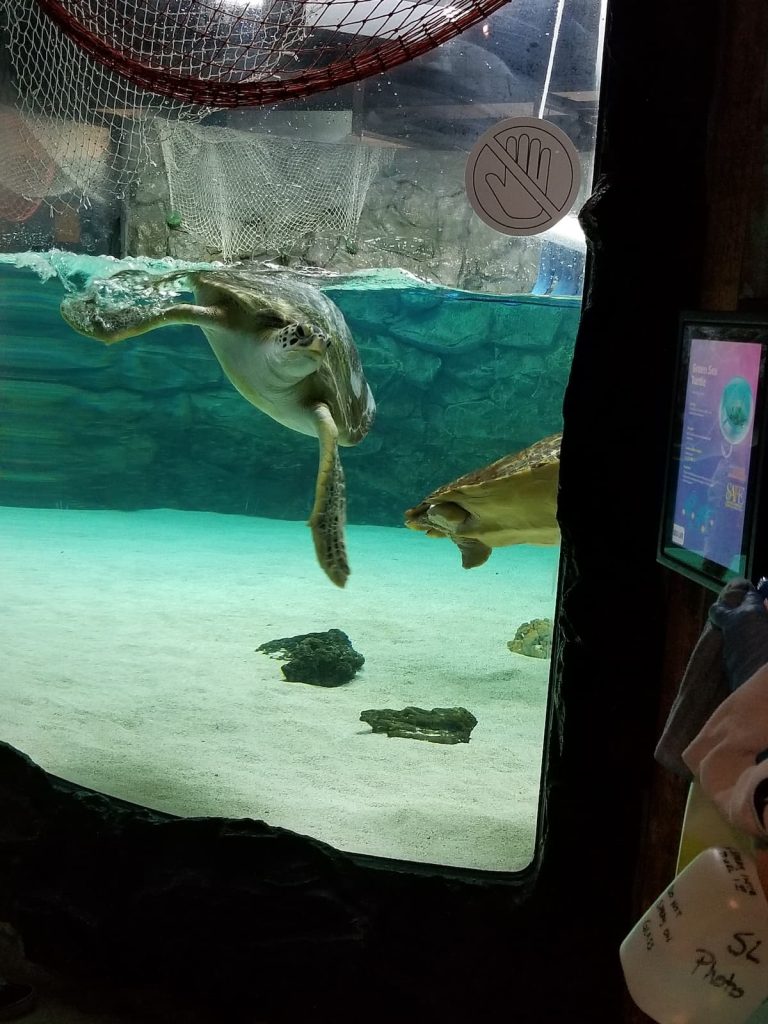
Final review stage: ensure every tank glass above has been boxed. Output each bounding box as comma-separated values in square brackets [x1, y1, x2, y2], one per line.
[0, 0, 605, 871]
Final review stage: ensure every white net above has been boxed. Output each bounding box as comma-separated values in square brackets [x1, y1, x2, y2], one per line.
[0, 0, 311, 212]
[2, 0, 195, 207]
[158, 121, 390, 260]
[0, 0, 386, 254]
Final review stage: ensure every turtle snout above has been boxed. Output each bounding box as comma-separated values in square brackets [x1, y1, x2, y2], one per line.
[296, 324, 330, 348]
[277, 323, 330, 354]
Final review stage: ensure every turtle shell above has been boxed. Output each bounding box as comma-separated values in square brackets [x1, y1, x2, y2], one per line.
[188, 267, 376, 445]
[404, 432, 562, 568]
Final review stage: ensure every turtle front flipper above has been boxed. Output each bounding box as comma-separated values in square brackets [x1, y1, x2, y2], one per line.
[61, 293, 227, 344]
[60, 267, 230, 344]
[309, 402, 350, 588]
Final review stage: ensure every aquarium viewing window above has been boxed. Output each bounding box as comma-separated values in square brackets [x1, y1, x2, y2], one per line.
[0, 0, 607, 875]
[658, 314, 768, 591]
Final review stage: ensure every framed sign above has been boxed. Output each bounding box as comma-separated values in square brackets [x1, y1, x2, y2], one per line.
[658, 313, 768, 590]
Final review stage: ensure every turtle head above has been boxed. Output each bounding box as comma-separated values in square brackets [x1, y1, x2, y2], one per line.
[269, 321, 331, 380]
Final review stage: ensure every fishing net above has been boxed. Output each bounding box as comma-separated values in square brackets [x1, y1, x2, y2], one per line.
[31, 0, 512, 106]
[0, 0, 505, 241]
[159, 122, 389, 259]
[0, 1, 387, 247]
[0, 108, 55, 221]
[1, 0, 212, 213]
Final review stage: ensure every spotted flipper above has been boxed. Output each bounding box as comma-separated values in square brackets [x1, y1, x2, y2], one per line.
[309, 403, 350, 588]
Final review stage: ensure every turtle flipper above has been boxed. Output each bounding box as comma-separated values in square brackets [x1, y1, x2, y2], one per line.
[61, 267, 228, 344]
[309, 402, 350, 588]
[455, 538, 492, 569]
[61, 295, 227, 344]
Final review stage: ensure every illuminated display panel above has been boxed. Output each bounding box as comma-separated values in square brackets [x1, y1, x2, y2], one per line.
[659, 315, 768, 591]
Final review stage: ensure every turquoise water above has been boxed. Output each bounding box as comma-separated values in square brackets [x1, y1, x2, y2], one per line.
[0, 252, 578, 524]
[0, 251, 576, 870]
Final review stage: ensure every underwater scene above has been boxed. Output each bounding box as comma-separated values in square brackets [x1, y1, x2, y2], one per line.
[0, 251, 578, 871]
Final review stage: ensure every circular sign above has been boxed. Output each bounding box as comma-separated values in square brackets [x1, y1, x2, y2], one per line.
[465, 117, 581, 236]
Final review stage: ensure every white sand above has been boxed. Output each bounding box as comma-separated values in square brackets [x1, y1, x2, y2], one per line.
[0, 506, 556, 871]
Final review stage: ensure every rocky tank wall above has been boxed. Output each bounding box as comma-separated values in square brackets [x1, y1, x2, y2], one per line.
[0, 262, 578, 526]
[125, 139, 586, 297]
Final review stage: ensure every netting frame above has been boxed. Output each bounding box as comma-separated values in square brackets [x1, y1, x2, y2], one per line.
[33, 0, 512, 107]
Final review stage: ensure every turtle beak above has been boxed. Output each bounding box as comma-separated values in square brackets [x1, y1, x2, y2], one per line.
[296, 325, 330, 358]
[277, 322, 331, 362]
[302, 336, 328, 359]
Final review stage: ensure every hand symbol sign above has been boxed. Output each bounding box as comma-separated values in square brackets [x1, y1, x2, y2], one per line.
[465, 117, 580, 235]
[486, 134, 552, 209]
[485, 133, 553, 215]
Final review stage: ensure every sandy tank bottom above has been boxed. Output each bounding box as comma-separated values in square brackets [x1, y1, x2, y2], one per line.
[0, 504, 556, 871]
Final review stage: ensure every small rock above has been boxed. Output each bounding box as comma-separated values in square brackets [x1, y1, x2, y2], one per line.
[507, 618, 553, 659]
[359, 706, 477, 744]
[257, 629, 364, 687]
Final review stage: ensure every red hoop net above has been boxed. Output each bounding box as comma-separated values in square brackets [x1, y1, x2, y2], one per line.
[34, 0, 511, 107]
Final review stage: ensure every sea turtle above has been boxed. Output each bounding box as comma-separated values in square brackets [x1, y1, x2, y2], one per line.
[404, 432, 562, 568]
[60, 265, 376, 588]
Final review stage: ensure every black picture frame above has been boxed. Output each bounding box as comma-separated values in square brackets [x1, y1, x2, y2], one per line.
[658, 312, 768, 591]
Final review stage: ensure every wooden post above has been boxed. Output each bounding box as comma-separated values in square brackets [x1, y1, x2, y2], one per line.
[624, 1, 768, 1021]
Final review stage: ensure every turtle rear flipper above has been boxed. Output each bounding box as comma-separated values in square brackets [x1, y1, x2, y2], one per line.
[309, 403, 350, 588]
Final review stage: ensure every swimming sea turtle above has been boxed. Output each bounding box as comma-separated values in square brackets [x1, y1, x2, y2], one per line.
[60, 265, 376, 588]
[404, 432, 562, 568]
